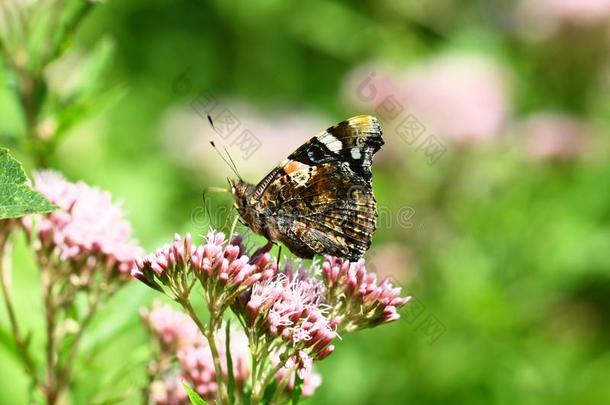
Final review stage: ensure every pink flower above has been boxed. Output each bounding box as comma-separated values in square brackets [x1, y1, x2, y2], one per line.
[133, 232, 274, 300]
[149, 375, 188, 405]
[24, 170, 143, 277]
[142, 303, 204, 350]
[343, 61, 401, 110]
[322, 256, 411, 332]
[519, 112, 589, 161]
[144, 304, 250, 404]
[177, 327, 249, 401]
[343, 55, 510, 146]
[190, 231, 270, 287]
[366, 244, 417, 283]
[401, 55, 510, 145]
[160, 102, 330, 182]
[140, 232, 412, 402]
[299, 369, 322, 397]
[242, 273, 338, 368]
[132, 233, 192, 292]
[275, 357, 322, 398]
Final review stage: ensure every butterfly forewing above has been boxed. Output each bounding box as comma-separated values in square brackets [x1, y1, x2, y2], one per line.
[287, 115, 383, 181]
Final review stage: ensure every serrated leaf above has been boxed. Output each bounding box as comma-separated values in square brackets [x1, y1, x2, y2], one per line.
[183, 383, 208, 405]
[0, 148, 58, 219]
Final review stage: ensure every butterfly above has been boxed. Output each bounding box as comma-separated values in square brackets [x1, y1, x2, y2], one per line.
[226, 115, 384, 261]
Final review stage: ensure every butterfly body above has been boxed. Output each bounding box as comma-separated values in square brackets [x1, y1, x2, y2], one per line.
[230, 115, 383, 261]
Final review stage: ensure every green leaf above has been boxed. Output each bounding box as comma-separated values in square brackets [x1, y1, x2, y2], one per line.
[262, 380, 277, 404]
[183, 383, 208, 405]
[0, 326, 19, 363]
[0, 148, 58, 219]
[291, 373, 303, 405]
[225, 320, 236, 404]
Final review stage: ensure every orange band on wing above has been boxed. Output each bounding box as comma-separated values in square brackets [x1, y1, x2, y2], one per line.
[283, 160, 302, 174]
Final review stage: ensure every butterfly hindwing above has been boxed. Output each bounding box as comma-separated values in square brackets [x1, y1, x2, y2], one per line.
[258, 162, 377, 260]
[289, 191, 377, 260]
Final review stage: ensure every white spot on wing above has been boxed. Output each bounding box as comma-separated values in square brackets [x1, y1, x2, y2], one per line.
[351, 148, 362, 159]
[320, 132, 343, 153]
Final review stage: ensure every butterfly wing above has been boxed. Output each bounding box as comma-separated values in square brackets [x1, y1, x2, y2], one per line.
[287, 115, 383, 181]
[278, 162, 378, 260]
[251, 115, 383, 199]
[249, 115, 383, 260]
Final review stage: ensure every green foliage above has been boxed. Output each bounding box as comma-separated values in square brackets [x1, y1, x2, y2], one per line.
[2, 0, 610, 404]
[291, 374, 303, 405]
[0, 148, 57, 219]
[183, 383, 208, 405]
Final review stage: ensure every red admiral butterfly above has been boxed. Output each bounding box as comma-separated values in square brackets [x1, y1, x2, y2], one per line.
[228, 115, 383, 260]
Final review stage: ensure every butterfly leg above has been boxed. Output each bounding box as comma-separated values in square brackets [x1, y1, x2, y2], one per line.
[277, 244, 283, 272]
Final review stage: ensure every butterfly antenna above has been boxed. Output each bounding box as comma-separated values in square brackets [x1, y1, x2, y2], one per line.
[209, 140, 242, 180]
[207, 115, 243, 181]
[222, 143, 241, 180]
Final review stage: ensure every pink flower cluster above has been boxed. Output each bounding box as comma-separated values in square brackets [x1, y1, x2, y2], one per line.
[519, 112, 589, 161]
[143, 303, 249, 403]
[133, 232, 274, 299]
[177, 331, 250, 400]
[143, 304, 321, 403]
[137, 232, 411, 401]
[160, 101, 329, 182]
[322, 256, 411, 332]
[141, 303, 203, 350]
[344, 54, 510, 146]
[243, 274, 338, 375]
[24, 170, 142, 277]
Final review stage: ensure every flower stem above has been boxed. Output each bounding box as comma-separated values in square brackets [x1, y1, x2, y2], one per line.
[269, 366, 295, 405]
[250, 348, 259, 399]
[205, 325, 230, 405]
[40, 252, 60, 405]
[250, 362, 283, 405]
[0, 222, 39, 387]
[54, 290, 103, 397]
[179, 297, 230, 405]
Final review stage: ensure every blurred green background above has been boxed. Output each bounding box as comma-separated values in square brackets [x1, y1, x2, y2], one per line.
[2, 0, 610, 404]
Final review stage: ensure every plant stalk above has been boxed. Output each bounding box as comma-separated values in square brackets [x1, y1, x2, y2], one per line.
[0, 222, 40, 387]
[180, 297, 230, 405]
